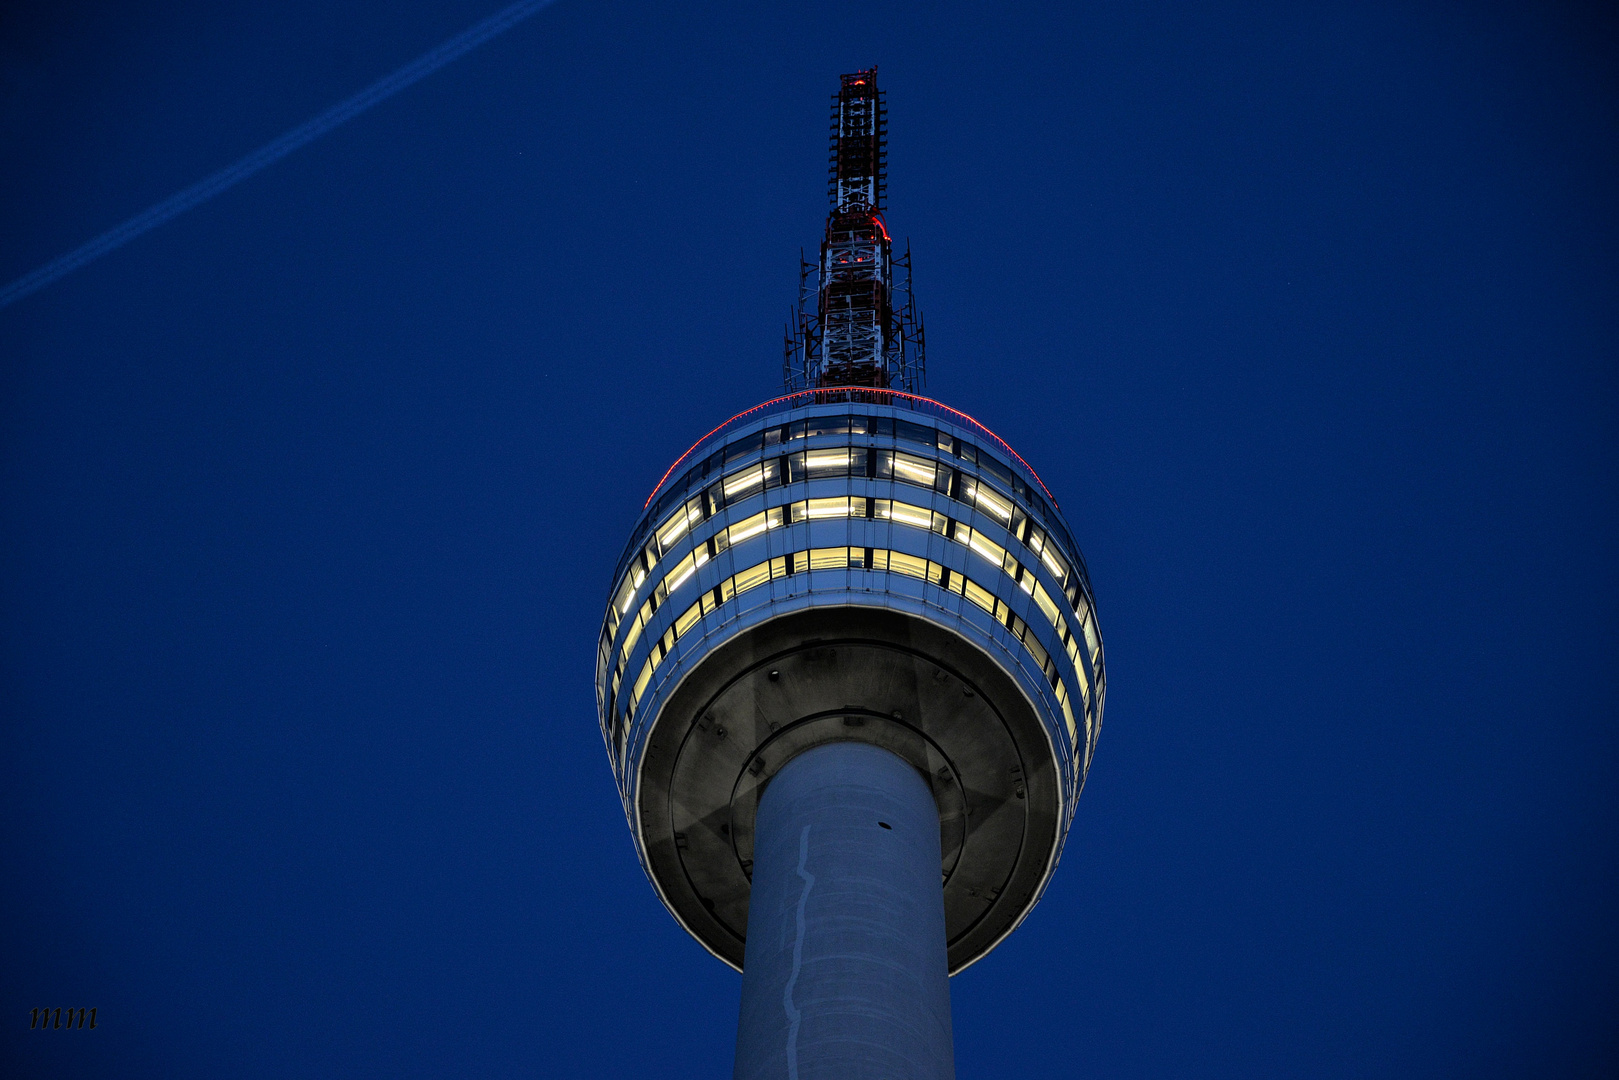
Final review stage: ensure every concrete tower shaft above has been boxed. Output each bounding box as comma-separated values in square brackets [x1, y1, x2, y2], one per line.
[734, 742, 954, 1080]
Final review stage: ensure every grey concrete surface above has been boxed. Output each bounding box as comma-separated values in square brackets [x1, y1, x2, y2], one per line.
[733, 741, 954, 1080]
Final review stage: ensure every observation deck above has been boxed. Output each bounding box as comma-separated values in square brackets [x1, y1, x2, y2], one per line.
[595, 388, 1106, 974]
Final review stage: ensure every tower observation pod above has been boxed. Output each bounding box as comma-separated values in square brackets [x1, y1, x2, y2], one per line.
[595, 69, 1106, 1080]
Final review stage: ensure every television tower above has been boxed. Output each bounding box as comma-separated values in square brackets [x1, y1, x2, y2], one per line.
[596, 69, 1105, 1080]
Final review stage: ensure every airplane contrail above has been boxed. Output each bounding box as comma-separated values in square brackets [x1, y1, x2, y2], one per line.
[0, 0, 560, 311]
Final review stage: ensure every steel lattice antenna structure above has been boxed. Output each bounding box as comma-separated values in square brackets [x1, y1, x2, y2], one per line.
[785, 71, 925, 394]
[597, 68, 1105, 1080]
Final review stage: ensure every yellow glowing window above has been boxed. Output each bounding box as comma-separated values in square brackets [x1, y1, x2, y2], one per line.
[1071, 650, 1091, 699]
[733, 560, 772, 595]
[610, 583, 634, 628]
[888, 551, 928, 580]
[1081, 612, 1100, 664]
[727, 510, 772, 545]
[891, 452, 937, 487]
[962, 528, 1007, 568]
[656, 502, 701, 552]
[882, 501, 935, 530]
[803, 449, 852, 476]
[805, 497, 854, 520]
[809, 547, 851, 570]
[866, 549, 890, 571]
[723, 466, 765, 499]
[1040, 546, 1069, 584]
[963, 577, 997, 614]
[716, 578, 736, 604]
[662, 548, 708, 596]
[674, 600, 703, 638]
[968, 481, 1012, 524]
[1059, 686, 1078, 743]
[620, 606, 648, 663]
[630, 657, 655, 711]
[1032, 582, 1061, 628]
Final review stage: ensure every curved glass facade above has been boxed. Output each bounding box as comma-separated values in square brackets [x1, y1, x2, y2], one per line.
[596, 397, 1107, 819]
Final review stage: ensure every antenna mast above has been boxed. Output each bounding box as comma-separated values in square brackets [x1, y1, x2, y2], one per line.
[785, 69, 926, 393]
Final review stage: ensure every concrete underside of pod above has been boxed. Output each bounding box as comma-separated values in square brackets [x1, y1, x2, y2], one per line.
[634, 605, 1063, 974]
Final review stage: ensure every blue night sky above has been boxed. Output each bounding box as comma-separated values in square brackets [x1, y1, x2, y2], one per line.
[2, 2, 1615, 1077]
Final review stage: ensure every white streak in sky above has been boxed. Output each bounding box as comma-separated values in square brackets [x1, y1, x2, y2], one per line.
[0, 0, 559, 311]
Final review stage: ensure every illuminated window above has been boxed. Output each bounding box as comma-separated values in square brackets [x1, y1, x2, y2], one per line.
[1032, 581, 1061, 629]
[963, 577, 997, 614]
[661, 547, 708, 596]
[874, 499, 947, 535]
[1040, 545, 1069, 586]
[1057, 682, 1078, 743]
[723, 465, 766, 500]
[656, 499, 702, 553]
[620, 602, 649, 663]
[725, 506, 782, 546]
[803, 448, 853, 478]
[960, 526, 1007, 570]
[963, 477, 1013, 524]
[891, 451, 937, 487]
[674, 600, 703, 638]
[733, 560, 772, 595]
[799, 496, 856, 521]
[888, 551, 929, 580]
[1069, 641, 1091, 702]
[630, 657, 654, 712]
[808, 547, 853, 570]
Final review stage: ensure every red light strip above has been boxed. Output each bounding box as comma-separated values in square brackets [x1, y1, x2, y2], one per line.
[643, 388, 1060, 511]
